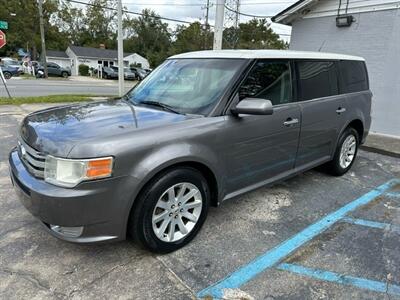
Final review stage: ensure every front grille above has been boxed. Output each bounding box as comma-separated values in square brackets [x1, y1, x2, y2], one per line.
[18, 140, 46, 179]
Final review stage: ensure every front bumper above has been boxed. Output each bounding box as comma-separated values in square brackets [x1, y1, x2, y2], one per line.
[9, 149, 137, 243]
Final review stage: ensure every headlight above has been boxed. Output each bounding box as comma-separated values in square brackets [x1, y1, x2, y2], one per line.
[44, 156, 113, 188]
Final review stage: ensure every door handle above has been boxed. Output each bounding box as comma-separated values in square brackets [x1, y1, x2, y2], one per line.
[336, 107, 346, 114]
[283, 118, 299, 127]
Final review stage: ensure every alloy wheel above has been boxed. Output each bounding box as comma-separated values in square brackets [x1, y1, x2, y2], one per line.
[339, 134, 356, 169]
[152, 182, 202, 242]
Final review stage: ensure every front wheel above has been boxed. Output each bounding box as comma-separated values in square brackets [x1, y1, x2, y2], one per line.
[325, 127, 359, 176]
[128, 167, 210, 253]
[61, 72, 69, 78]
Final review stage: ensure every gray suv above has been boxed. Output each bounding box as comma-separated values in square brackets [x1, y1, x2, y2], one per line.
[9, 50, 371, 253]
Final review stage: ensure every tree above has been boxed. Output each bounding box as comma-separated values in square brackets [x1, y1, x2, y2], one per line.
[55, 1, 86, 46]
[171, 22, 212, 54]
[231, 18, 288, 50]
[124, 9, 171, 67]
[0, 0, 67, 58]
[81, 0, 117, 48]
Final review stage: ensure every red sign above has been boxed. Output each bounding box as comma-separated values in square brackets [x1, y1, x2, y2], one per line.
[0, 30, 6, 49]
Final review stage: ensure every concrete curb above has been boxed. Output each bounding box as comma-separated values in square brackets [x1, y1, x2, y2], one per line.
[361, 133, 400, 158]
[360, 145, 400, 159]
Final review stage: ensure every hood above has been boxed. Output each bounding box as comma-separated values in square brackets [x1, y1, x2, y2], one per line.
[20, 99, 194, 157]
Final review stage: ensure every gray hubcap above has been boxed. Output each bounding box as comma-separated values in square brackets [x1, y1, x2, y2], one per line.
[340, 134, 356, 169]
[152, 182, 202, 242]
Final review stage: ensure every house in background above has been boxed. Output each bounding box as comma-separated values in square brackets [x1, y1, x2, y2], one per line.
[273, 0, 400, 137]
[66, 45, 150, 76]
[46, 50, 72, 69]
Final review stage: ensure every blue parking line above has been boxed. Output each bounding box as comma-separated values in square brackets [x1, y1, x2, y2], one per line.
[342, 217, 400, 233]
[276, 263, 400, 296]
[386, 192, 400, 198]
[342, 217, 390, 230]
[197, 179, 399, 299]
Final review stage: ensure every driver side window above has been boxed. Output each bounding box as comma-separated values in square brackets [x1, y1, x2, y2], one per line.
[239, 60, 292, 106]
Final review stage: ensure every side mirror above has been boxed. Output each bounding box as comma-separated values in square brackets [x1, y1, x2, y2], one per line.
[231, 98, 273, 116]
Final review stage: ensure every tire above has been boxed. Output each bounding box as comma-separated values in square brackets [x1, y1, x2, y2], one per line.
[3, 72, 12, 80]
[61, 72, 68, 78]
[128, 167, 210, 253]
[325, 127, 359, 176]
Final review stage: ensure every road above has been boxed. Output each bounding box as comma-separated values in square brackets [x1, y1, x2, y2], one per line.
[0, 78, 136, 98]
[1, 103, 399, 300]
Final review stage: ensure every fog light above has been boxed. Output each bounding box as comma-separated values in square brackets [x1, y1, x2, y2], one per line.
[50, 225, 83, 238]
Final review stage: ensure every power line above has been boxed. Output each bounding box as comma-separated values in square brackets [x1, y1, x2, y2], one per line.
[66, 0, 291, 37]
[225, 4, 273, 18]
[65, 0, 195, 24]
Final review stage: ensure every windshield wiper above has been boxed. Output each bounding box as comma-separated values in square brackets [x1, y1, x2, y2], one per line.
[139, 100, 182, 115]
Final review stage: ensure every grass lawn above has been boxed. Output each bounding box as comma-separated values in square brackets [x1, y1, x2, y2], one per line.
[0, 95, 110, 105]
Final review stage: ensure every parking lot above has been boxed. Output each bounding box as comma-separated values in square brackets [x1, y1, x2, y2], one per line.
[1, 103, 399, 300]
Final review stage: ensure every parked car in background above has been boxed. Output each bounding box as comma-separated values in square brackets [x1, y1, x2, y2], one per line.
[111, 66, 137, 81]
[38, 62, 71, 78]
[9, 50, 371, 253]
[0, 64, 23, 79]
[1, 58, 24, 75]
[124, 68, 137, 80]
[130, 67, 149, 81]
[101, 67, 118, 79]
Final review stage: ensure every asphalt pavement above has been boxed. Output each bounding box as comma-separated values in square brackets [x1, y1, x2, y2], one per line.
[0, 103, 399, 300]
[0, 77, 135, 98]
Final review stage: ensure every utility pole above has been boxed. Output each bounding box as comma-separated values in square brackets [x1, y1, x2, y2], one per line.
[38, 0, 48, 78]
[117, 0, 124, 97]
[204, 0, 210, 49]
[213, 0, 225, 50]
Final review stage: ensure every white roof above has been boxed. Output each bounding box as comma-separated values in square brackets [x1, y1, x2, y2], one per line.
[169, 50, 365, 61]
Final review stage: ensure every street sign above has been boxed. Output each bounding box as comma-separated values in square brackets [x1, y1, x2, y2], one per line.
[0, 21, 8, 30]
[0, 30, 6, 49]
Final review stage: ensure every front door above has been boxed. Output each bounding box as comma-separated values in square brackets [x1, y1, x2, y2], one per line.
[222, 60, 301, 193]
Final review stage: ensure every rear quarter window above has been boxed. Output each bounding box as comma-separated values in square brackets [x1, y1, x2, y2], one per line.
[338, 60, 369, 93]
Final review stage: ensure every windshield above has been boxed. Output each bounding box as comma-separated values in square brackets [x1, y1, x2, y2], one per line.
[125, 58, 246, 115]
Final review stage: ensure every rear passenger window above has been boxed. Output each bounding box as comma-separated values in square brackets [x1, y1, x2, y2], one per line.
[338, 61, 368, 93]
[239, 60, 292, 105]
[297, 61, 338, 101]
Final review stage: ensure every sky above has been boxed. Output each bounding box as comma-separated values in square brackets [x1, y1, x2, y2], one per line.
[75, 0, 297, 42]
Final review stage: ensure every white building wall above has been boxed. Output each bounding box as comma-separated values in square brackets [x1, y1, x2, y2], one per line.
[289, 8, 400, 136]
[124, 53, 150, 69]
[302, 0, 400, 19]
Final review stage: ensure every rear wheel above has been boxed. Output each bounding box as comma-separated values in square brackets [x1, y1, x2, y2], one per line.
[3, 71, 12, 80]
[325, 127, 359, 176]
[128, 167, 210, 253]
[61, 71, 68, 78]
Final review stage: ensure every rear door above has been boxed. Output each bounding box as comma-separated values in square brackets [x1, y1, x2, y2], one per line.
[223, 60, 302, 192]
[295, 60, 346, 167]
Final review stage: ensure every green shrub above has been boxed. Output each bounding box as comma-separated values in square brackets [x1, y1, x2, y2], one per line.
[78, 64, 89, 76]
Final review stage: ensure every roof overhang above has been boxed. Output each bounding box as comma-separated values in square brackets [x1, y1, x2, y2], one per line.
[272, 0, 319, 25]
